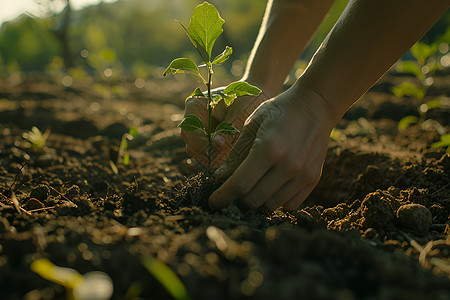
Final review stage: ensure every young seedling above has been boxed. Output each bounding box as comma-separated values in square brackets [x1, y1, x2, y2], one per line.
[142, 256, 191, 300]
[163, 1, 261, 170]
[110, 126, 139, 174]
[31, 258, 114, 300]
[23, 126, 51, 152]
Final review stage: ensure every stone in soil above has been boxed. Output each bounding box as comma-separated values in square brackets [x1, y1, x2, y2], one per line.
[396, 203, 433, 233]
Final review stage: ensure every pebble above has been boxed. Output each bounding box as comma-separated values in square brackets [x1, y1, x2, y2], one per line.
[396, 204, 432, 233]
[30, 184, 50, 202]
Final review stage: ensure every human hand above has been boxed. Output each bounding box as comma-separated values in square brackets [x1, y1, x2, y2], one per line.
[181, 86, 269, 168]
[208, 85, 336, 211]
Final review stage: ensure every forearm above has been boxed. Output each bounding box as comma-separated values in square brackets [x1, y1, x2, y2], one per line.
[242, 0, 333, 97]
[297, 0, 449, 125]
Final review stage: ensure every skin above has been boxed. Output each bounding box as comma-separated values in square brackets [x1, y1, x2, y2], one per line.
[184, 0, 449, 210]
[182, 0, 333, 167]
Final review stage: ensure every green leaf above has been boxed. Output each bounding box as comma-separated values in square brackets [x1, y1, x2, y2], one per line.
[398, 115, 419, 131]
[31, 259, 83, 289]
[396, 60, 424, 79]
[186, 87, 206, 101]
[177, 21, 210, 63]
[163, 58, 199, 77]
[123, 152, 130, 165]
[178, 115, 207, 134]
[129, 126, 138, 137]
[213, 121, 239, 136]
[212, 46, 233, 65]
[431, 134, 450, 149]
[142, 256, 191, 300]
[411, 42, 438, 66]
[210, 94, 224, 107]
[221, 94, 236, 106]
[223, 81, 262, 106]
[391, 82, 426, 100]
[188, 2, 225, 62]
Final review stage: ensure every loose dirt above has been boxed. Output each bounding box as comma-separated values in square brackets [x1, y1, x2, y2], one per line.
[0, 73, 449, 299]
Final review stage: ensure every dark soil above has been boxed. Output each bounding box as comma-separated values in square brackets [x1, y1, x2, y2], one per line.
[0, 72, 449, 300]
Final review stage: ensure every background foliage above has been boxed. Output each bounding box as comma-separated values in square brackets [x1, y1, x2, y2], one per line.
[0, 0, 448, 79]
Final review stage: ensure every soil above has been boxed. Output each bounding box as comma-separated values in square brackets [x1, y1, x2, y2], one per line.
[0, 72, 449, 300]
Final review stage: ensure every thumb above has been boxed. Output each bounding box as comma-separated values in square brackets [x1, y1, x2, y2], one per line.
[214, 118, 260, 179]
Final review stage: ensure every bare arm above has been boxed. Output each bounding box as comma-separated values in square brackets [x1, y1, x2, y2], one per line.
[243, 0, 334, 97]
[182, 0, 333, 166]
[209, 0, 449, 211]
[297, 0, 449, 125]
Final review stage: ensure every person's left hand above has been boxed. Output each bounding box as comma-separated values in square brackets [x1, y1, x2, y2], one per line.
[181, 86, 270, 168]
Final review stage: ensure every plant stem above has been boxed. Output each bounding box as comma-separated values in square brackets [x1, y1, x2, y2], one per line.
[206, 65, 213, 171]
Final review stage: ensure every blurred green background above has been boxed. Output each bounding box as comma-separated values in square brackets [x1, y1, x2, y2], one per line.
[0, 0, 448, 84]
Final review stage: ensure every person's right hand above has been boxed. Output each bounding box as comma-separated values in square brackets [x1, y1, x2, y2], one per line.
[208, 84, 337, 211]
[181, 86, 270, 168]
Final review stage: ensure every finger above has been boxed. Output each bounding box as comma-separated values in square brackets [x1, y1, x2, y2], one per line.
[281, 183, 317, 211]
[240, 163, 294, 209]
[214, 117, 262, 180]
[185, 145, 208, 166]
[208, 139, 274, 210]
[185, 98, 208, 120]
[210, 135, 229, 168]
[262, 159, 322, 210]
[182, 129, 208, 155]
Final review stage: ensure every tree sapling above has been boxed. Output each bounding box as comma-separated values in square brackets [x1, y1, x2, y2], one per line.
[163, 1, 261, 170]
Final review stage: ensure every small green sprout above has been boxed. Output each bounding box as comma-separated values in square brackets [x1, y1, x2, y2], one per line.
[110, 126, 139, 174]
[431, 133, 450, 154]
[163, 1, 261, 170]
[31, 258, 113, 300]
[142, 256, 191, 300]
[23, 126, 51, 151]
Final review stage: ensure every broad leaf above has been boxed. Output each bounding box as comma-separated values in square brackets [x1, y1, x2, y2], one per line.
[398, 115, 419, 131]
[213, 121, 239, 136]
[186, 88, 206, 101]
[221, 94, 236, 106]
[223, 81, 262, 106]
[177, 21, 209, 63]
[211, 94, 224, 107]
[210, 92, 235, 107]
[391, 82, 425, 100]
[178, 115, 207, 134]
[188, 2, 224, 62]
[163, 58, 199, 77]
[212, 46, 233, 65]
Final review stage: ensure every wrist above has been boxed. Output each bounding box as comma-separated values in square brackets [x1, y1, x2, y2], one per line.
[288, 80, 342, 129]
